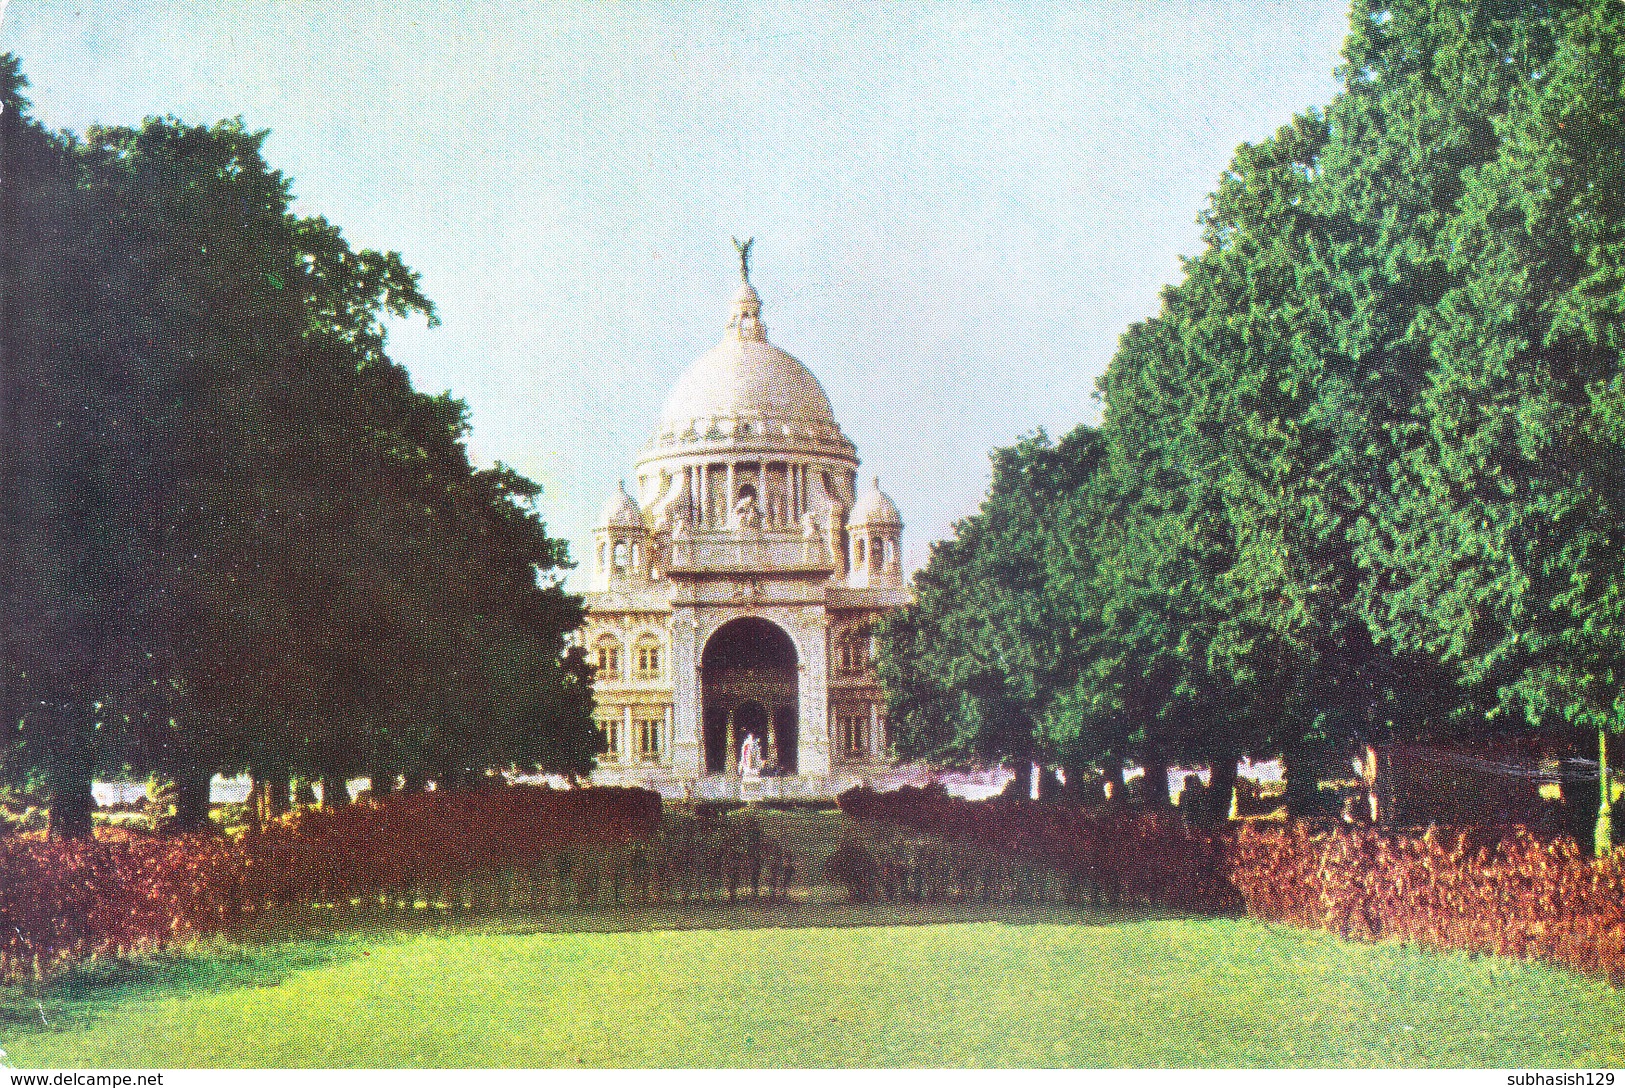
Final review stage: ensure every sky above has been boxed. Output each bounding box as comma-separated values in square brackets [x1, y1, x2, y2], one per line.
[2, 1, 1352, 585]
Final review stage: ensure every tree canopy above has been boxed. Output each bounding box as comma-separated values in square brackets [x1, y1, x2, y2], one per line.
[877, 0, 1625, 845]
[0, 59, 596, 836]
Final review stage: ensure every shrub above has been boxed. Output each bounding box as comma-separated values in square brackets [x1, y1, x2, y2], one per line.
[825, 833, 880, 901]
[841, 785, 1625, 983]
[1225, 821, 1625, 984]
[837, 785, 1241, 913]
[0, 785, 667, 981]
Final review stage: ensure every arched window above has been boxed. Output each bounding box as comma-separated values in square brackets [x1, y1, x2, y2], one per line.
[612, 540, 630, 569]
[634, 636, 663, 681]
[595, 636, 623, 680]
[854, 538, 867, 567]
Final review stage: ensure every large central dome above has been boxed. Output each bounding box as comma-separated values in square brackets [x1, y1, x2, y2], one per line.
[652, 279, 844, 444]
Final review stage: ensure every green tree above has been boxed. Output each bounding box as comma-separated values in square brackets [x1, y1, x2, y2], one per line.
[1355, 0, 1625, 850]
[1, 78, 595, 833]
[877, 428, 1106, 797]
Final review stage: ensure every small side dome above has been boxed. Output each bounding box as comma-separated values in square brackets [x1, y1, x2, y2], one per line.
[598, 481, 646, 531]
[850, 476, 901, 526]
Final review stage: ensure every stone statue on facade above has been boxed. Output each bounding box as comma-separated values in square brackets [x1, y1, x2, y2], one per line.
[739, 731, 762, 776]
[731, 491, 762, 530]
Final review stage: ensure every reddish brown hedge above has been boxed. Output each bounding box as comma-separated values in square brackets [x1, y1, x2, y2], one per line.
[1226, 821, 1625, 983]
[0, 785, 660, 981]
[837, 785, 1242, 913]
[841, 785, 1625, 983]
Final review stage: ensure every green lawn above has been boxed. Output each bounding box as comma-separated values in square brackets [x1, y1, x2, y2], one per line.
[5, 906, 1624, 1067]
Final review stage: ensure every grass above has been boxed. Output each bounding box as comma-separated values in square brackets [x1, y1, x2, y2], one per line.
[4, 906, 1625, 1067]
[3, 808, 1623, 1067]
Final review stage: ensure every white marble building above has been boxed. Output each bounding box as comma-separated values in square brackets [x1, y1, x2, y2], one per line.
[583, 245, 909, 798]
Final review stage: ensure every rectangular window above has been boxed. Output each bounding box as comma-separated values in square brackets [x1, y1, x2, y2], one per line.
[839, 631, 873, 674]
[598, 718, 621, 760]
[838, 714, 869, 757]
[637, 718, 662, 761]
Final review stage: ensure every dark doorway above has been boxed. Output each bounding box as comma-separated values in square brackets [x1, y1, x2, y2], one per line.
[701, 617, 799, 775]
[703, 704, 728, 776]
[773, 707, 798, 774]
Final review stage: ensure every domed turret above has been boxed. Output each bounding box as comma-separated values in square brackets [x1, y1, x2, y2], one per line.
[634, 242, 860, 536]
[846, 476, 903, 590]
[850, 476, 901, 527]
[592, 481, 650, 591]
[641, 243, 854, 459]
[599, 481, 646, 531]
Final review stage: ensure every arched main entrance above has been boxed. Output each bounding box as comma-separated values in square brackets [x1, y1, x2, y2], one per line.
[701, 617, 799, 775]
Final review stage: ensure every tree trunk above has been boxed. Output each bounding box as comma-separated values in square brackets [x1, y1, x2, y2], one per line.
[171, 769, 211, 833]
[245, 778, 265, 826]
[319, 770, 349, 809]
[1037, 765, 1062, 803]
[1010, 758, 1033, 801]
[1560, 750, 1602, 849]
[267, 766, 291, 816]
[368, 766, 394, 799]
[249, 767, 290, 823]
[1206, 750, 1240, 826]
[1139, 753, 1171, 808]
[1282, 747, 1325, 818]
[47, 759, 95, 840]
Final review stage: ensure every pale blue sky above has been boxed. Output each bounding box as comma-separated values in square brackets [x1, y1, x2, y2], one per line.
[3, 1, 1350, 583]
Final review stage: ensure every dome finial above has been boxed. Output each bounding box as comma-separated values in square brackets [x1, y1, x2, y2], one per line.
[726, 237, 766, 341]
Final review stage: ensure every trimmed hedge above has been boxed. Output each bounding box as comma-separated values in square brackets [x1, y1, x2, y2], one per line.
[1227, 821, 1625, 984]
[837, 785, 1241, 913]
[839, 784, 1625, 982]
[0, 786, 666, 981]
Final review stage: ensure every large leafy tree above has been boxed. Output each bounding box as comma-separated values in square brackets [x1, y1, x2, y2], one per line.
[1, 68, 596, 835]
[877, 428, 1106, 797]
[1, 60, 150, 836]
[1356, 0, 1625, 849]
[880, 0, 1605, 828]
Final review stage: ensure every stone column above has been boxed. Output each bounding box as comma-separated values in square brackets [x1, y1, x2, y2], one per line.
[623, 705, 634, 761]
[796, 613, 831, 777]
[669, 608, 703, 775]
[870, 702, 880, 759]
[726, 710, 738, 774]
[726, 462, 735, 521]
